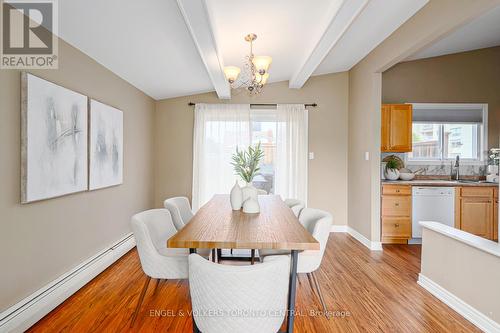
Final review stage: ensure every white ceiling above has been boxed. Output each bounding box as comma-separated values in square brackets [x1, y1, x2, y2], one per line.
[207, 0, 345, 84]
[59, 0, 429, 100]
[315, 0, 428, 74]
[407, 4, 500, 61]
[59, 0, 213, 100]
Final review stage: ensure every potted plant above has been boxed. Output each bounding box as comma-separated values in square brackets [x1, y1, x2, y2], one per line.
[230, 142, 264, 213]
[384, 159, 400, 180]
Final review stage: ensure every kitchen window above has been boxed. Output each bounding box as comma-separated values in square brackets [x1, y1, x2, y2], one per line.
[407, 103, 488, 163]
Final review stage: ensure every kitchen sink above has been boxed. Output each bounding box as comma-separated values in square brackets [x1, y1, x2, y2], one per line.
[456, 180, 490, 184]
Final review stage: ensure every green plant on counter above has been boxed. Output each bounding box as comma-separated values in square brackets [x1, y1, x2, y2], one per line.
[385, 159, 399, 171]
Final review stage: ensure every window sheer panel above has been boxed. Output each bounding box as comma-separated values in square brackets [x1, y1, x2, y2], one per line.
[192, 104, 251, 210]
[275, 104, 309, 205]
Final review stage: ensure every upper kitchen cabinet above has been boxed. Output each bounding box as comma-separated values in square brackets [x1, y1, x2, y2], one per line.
[381, 104, 412, 152]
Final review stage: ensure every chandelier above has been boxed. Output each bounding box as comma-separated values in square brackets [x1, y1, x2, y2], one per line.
[223, 33, 272, 94]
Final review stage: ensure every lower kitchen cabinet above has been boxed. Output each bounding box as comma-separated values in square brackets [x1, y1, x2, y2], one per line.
[382, 184, 499, 243]
[494, 188, 498, 242]
[455, 187, 497, 241]
[459, 197, 493, 239]
[381, 185, 412, 244]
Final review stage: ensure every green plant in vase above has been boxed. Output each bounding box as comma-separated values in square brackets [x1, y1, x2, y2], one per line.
[384, 159, 400, 180]
[231, 142, 265, 183]
[230, 142, 264, 213]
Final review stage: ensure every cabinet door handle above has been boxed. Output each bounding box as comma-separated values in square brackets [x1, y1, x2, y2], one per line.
[395, 203, 399, 207]
[395, 223, 400, 227]
[396, 189, 400, 193]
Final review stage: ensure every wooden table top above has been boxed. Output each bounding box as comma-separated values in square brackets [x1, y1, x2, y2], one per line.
[167, 194, 319, 250]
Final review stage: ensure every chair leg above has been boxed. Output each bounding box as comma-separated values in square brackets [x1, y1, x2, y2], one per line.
[311, 272, 329, 318]
[217, 249, 222, 263]
[230, 249, 233, 255]
[130, 276, 151, 327]
[211, 249, 216, 262]
[250, 249, 255, 265]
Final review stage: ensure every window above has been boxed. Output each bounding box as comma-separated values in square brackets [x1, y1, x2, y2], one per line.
[408, 104, 487, 162]
[192, 104, 308, 210]
[410, 123, 479, 160]
[250, 112, 277, 194]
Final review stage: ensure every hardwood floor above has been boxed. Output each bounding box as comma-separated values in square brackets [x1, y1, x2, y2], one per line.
[28, 234, 480, 332]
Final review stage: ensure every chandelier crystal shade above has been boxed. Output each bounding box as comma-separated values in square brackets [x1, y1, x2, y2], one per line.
[223, 33, 272, 94]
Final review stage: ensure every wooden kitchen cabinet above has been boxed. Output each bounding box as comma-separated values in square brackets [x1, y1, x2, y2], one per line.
[494, 188, 498, 242]
[455, 187, 496, 241]
[460, 197, 493, 239]
[381, 184, 411, 244]
[381, 104, 412, 153]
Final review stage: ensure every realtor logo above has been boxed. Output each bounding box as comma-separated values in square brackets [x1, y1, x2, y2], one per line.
[1, 0, 58, 69]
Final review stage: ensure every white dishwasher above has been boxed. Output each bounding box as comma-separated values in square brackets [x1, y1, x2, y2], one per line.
[411, 187, 455, 242]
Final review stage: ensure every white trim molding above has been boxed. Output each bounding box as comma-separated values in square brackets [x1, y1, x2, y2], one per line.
[347, 226, 383, 251]
[0, 233, 136, 333]
[331, 225, 383, 251]
[331, 225, 348, 233]
[418, 274, 500, 333]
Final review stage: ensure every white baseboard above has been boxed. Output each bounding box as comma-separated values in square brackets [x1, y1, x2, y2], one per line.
[0, 233, 136, 333]
[347, 226, 383, 251]
[330, 225, 348, 233]
[418, 274, 500, 333]
[330, 224, 383, 251]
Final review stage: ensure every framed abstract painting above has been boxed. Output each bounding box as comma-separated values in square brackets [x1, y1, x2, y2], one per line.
[89, 99, 123, 190]
[21, 73, 88, 203]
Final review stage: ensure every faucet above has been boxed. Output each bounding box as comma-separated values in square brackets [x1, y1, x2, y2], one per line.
[454, 155, 460, 181]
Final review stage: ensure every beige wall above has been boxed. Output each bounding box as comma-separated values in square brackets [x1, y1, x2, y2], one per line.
[383, 46, 500, 148]
[0, 40, 155, 311]
[155, 73, 349, 225]
[421, 227, 500, 324]
[348, 0, 500, 241]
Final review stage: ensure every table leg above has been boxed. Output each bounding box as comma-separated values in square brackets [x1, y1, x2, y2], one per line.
[188, 248, 200, 333]
[285, 250, 299, 333]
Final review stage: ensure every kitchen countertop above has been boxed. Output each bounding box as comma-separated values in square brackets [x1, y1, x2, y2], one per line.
[382, 179, 498, 187]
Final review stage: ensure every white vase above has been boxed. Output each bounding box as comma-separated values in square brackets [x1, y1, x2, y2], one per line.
[242, 197, 260, 213]
[241, 183, 258, 202]
[384, 168, 400, 180]
[230, 180, 243, 210]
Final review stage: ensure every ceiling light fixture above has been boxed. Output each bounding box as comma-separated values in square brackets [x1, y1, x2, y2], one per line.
[223, 33, 272, 95]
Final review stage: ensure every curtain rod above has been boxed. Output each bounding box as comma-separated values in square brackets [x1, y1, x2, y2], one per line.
[188, 102, 317, 108]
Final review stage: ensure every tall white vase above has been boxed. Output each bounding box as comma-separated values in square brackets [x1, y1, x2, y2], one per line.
[230, 180, 243, 210]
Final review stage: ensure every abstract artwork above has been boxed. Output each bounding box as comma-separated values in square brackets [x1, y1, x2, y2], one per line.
[21, 73, 88, 203]
[89, 99, 123, 190]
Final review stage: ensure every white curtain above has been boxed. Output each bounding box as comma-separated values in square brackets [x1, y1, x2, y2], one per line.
[192, 104, 251, 210]
[275, 104, 308, 204]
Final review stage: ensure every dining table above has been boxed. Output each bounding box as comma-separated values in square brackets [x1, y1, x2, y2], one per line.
[167, 194, 319, 333]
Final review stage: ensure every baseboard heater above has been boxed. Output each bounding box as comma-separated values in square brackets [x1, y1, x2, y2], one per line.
[0, 233, 135, 333]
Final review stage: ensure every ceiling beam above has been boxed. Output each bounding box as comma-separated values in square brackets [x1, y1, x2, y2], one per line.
[289, 0, 370, 89]
[176, 0, 231, 99]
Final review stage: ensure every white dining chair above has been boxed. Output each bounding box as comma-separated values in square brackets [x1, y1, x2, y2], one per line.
[259, 208, 332, 315]
[164, 196, 213, 260]
[130, 209, 196, 327]
[188, 253, 290, 333]
[284, 198, 305, 217]
[163, 196, 193, 230]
